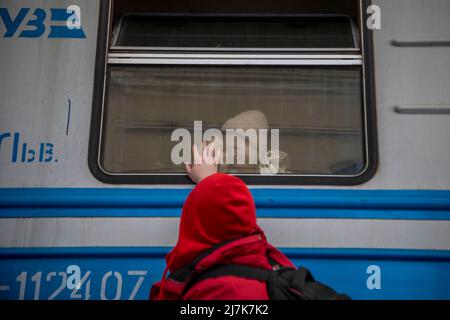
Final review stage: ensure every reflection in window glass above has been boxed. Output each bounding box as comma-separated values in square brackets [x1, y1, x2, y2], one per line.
[101, 66, 364, 175]
[116, 16, 356, 49]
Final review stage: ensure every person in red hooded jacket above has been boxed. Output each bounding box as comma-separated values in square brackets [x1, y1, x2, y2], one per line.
[150, 143, 295, 300]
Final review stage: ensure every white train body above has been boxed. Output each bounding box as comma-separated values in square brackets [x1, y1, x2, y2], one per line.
[0, 0, 449, 300]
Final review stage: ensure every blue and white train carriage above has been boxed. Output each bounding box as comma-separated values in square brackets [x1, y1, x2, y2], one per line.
[0, 0, 450, 300]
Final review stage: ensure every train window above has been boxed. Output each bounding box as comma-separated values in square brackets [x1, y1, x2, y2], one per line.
[90, 2, 377, 185]
[102, 65, 363, 176]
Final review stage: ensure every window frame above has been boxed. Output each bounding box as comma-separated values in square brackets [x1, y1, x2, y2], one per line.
[88, 0, 378, 185]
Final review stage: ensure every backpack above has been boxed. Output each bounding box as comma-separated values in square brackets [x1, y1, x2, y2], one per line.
[168, 239, 351, 300]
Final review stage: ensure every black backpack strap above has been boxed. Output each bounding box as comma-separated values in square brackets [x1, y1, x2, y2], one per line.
[168, 237, 242, 283]
[182, 264, 350, 300]
[290, 267, 351, 300]
[182, 264, 273, 296]
[196, 264, 271, 283]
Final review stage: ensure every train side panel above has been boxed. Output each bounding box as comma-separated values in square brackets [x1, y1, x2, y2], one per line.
[0, 0, 450, 300]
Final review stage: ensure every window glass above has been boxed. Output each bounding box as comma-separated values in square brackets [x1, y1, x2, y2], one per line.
[101, 66, 364, 175]
[115, 15, 356, 49]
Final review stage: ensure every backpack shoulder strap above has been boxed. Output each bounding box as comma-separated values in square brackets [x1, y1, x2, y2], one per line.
[168, 236, 262, 283]
[168, 238, 241, 283]
[182, 264, 272, 296]
[183, 264, 351, 300]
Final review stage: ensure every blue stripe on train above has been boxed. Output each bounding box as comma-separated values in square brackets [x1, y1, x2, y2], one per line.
[0, 247, 449, 300]
[1, 188, 450, 220]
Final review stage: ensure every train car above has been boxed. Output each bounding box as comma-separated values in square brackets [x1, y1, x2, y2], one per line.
[0, 0, 450, 300]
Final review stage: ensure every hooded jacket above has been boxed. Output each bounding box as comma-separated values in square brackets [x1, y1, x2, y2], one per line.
[150, 173, 295, 300]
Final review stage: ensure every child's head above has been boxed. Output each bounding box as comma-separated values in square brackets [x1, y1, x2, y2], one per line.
[166, 173, 261, 272]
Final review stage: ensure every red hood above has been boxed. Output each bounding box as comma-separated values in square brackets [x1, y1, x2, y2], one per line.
[151, 174, 295, 299]
[166, 173, 264, 273]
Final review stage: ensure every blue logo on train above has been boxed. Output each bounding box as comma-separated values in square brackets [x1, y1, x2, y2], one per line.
[0, 6, 86, 39]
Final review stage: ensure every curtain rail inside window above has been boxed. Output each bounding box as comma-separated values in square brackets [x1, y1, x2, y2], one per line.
[110, 47, 361, 53]
[107, 58, 363, 66]
[108, 53, 362, 59]
[107, 52, 362, 65]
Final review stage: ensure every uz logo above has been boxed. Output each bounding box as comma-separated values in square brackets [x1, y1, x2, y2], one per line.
[0, 6, 86, 38]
